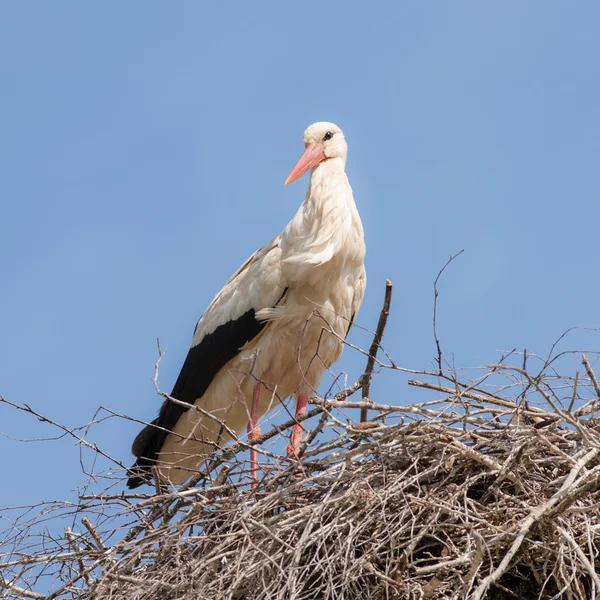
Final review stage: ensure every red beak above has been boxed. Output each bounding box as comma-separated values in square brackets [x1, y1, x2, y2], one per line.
[285, 143, 326, 184]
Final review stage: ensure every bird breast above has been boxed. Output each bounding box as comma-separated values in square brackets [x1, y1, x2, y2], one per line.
[265, 163, 366, 357]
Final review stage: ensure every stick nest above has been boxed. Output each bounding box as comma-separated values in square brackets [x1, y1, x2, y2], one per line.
[4, 352, 600, 600]
[94, 407, 600, 600]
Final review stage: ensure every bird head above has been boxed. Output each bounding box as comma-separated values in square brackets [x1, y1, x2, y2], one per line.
[285, 122, 347, 184]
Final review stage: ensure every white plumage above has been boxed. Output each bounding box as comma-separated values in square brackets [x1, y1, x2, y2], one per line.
[128, 121, 366, 488]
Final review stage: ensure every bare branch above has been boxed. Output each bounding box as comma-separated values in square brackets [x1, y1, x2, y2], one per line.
[432, 249, 464, 374]
[360, 278, 392, 422]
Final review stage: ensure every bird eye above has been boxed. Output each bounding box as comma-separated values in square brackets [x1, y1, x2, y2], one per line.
[322, 131, 334, 142]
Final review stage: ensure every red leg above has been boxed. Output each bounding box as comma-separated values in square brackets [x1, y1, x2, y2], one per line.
[247, 382, 261, 485]
[286, 394, 308, 458]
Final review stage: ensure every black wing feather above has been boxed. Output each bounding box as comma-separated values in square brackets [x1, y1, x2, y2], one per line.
[345, 312, 356, 337]
[127, 291, 286, 488]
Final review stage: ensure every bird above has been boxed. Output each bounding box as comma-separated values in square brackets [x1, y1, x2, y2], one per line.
[127, 121, 366, 489]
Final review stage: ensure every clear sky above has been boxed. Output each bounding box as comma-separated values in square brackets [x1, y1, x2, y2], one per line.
[1, 2, 599, 511]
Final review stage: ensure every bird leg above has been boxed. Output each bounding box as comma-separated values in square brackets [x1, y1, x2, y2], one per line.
[247, 381, 261, 485]
[286, 394, 308, 458]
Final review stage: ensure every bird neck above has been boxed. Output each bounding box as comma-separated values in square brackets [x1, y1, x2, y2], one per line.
[306, 157, 349, 206]
[311, 156, 346, 182]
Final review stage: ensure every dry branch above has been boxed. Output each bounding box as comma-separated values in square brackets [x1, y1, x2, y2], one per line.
[360, 278, 392, 422]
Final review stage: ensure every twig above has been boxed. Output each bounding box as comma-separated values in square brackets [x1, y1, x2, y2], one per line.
[568, 369, 579, 413]
[0, 397, 125, 469]
[360, 279, 392, 422]
[81, 517, 105, 551]
[407, 379, 555, 418]
[582, 354, 600, 400]
[432, 249, 464, 375]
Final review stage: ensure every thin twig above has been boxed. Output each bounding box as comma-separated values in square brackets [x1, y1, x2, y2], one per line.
[81, 517, 105, 551]
[582, 354, 600, 400]
[360, 279, 392, 422]
[432, 249, 464, 375]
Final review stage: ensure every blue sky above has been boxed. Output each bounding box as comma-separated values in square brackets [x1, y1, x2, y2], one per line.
[1, 1, 599, 511]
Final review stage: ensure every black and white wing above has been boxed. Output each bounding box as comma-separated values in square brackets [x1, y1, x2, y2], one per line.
[127, 236, 285, 488]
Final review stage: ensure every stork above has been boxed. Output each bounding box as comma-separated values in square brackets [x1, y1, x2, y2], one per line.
[127, 122, 366, 489]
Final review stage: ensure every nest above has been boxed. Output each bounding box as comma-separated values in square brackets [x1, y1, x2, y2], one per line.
[2, 282, 600, 599]
[3, 355, 600, 600]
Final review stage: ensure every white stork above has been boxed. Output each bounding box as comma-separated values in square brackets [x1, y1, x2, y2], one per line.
[127, 122, 366, 488]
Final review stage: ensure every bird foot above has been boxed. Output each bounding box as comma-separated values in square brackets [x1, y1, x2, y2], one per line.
[286, 394, 308, 460]
[248, 425, 261, 485]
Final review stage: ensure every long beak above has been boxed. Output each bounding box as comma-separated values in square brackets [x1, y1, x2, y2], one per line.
[285, 143, 326, 184]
